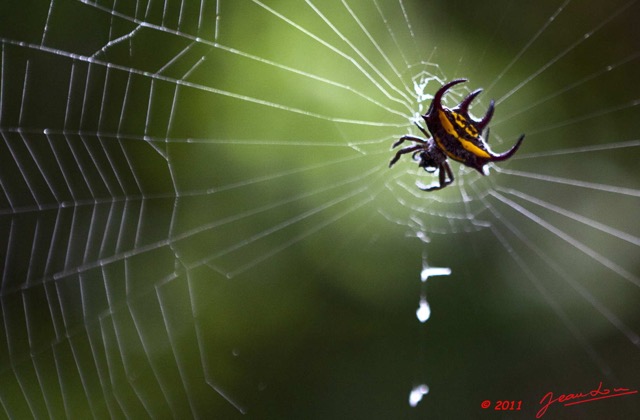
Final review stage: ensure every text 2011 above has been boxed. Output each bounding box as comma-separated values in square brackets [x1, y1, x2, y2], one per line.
[495, 400, 522, 411]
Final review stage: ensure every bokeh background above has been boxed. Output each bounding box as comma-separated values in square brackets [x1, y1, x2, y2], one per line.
[1, 0, 639, 418]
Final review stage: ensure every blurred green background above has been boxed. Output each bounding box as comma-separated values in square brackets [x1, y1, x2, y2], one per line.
[0, 0, 639, 418]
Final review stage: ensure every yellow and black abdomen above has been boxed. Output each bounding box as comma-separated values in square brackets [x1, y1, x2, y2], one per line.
[429, 109, 493, 175]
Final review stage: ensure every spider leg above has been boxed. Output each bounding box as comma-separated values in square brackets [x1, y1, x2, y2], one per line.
[413, 121, 430, 138]
[392, 135, 427, 149]
[418, 182, 442, 192]
[441, 161, 454, 187]
[417, 162, 454, 191]
[389, 145, 423, 167]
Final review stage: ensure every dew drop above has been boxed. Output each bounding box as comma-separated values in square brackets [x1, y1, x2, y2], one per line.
[409, 384, 430, 407]
[421, 266, 451, 282]
[416, 297, 431, 323]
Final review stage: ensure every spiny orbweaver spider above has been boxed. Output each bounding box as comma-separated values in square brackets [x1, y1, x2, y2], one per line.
[389, 79, 525, 191]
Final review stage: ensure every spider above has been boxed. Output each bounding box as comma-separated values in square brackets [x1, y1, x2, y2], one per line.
[389, 78, 525, 191]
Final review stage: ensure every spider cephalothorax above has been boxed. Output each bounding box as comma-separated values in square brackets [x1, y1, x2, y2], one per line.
[389, 79, 525, 191]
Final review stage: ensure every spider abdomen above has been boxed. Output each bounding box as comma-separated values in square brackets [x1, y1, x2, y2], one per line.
[429, 109, 493, 174]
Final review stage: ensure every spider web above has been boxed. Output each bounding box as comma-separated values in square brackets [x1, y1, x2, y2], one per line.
[1, 0, 639, 417]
